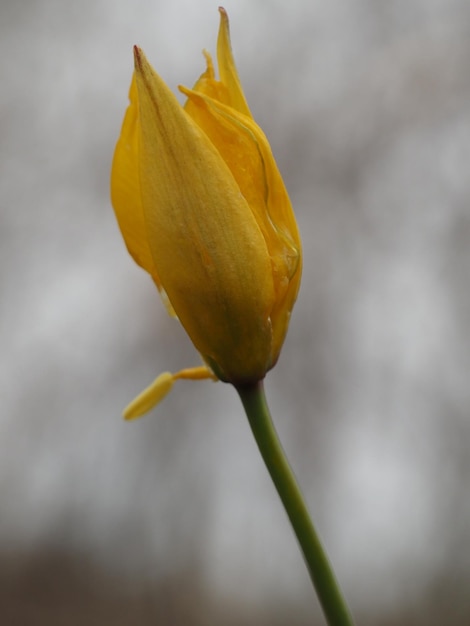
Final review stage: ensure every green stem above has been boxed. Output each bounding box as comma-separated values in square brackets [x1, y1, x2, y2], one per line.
[236, 381, 354, 626]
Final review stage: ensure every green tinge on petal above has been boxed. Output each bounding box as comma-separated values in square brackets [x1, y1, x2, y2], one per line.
[134, 48, 276, 383]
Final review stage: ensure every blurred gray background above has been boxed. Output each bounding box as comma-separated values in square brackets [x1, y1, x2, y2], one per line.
[2, 0, 470, 623]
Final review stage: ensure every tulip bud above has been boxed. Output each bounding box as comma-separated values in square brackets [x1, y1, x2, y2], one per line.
[111, 8, 301, 416]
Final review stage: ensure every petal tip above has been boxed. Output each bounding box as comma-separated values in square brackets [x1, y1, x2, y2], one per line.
[133, 45, 144, 70]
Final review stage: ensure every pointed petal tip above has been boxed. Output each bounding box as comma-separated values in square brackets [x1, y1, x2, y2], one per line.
[218, 7, 229, 29]
[133, 45, 144, 69]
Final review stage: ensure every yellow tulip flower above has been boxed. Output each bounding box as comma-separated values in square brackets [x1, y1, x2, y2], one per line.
[111, 8, 301, 418]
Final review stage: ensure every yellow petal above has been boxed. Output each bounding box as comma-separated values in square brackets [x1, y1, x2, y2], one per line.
[217, 7, 252, 117]
[182, 87, 299, 261]
[111, 75, 177, 317]
[134, 47, 276, 383]
[181, 86, 301, 360]
[187, 50, 231, 106]
[111, 74, 159, 282]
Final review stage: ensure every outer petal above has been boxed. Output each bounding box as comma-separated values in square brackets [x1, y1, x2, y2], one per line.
[134, 47, 276, 383]
[181, 87, 302, 360]
[110, 74, 159, 283]
[111, 75, 177, 316]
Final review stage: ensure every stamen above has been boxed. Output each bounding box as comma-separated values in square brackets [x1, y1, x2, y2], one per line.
[124, 366, 216, 420]
[124, 372, 174, 420]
